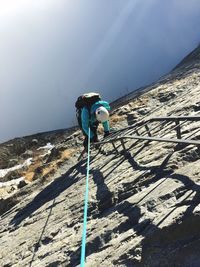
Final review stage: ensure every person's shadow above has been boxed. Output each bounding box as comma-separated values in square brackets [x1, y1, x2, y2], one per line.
[91, 168, 113, 215]
[68, 151, 200, 266]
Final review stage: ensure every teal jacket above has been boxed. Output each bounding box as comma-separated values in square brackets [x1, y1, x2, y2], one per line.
[81, 101, 110, 138]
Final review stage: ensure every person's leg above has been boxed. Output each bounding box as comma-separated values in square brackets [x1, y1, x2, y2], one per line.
[83, 134, 88, 149]
[91, 122, 99, 142]
[76, 109, 82, 128]
[76, 108, 89, 149]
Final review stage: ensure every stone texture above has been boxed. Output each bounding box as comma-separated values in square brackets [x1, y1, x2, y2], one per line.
[0, 45, 200, 267]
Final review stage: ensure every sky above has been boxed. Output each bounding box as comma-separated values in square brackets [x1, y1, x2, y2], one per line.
[0, 0, 200, 143]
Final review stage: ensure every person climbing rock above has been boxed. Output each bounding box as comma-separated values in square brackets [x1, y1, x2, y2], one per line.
[75, 92, 111, 149]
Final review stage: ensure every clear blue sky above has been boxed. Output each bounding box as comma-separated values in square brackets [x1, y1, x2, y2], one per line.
[1, 0, 200, 142]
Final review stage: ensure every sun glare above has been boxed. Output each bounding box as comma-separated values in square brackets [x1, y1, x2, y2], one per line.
[0, 0, 57, 19]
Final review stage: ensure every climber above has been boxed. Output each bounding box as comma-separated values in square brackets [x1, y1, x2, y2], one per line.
[75, 92, 111, 149]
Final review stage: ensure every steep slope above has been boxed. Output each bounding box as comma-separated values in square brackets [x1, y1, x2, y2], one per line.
[174, 44, 200, 70]
[0, 45, 200, 267]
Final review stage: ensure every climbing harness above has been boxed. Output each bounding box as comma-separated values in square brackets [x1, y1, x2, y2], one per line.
[80, 128, 91, 267]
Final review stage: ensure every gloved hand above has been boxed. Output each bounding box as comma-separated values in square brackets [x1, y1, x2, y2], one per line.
[104, 131, 110, 138]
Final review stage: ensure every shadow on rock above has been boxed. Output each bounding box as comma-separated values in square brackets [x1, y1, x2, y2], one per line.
[91, 169, 113, 214]
[114, 172, 200, 266]
[10, 160, 87, 227]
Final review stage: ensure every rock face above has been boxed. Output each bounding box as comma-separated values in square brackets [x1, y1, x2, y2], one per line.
[0, 45, 200, 267]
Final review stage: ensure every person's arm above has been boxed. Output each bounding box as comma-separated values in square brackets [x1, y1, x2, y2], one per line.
[100, 101, 110, 135]
[102, 120, 110, 133]
[81, 108, 94, 138]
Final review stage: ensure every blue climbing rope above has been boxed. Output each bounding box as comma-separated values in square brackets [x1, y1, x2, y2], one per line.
[80, 128, 91, 267]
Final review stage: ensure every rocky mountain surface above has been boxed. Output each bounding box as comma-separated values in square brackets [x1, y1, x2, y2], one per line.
[0, 44, 200, 267]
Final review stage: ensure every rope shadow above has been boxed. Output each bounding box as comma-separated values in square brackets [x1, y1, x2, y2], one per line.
[29, 198, 56, 267]
[66, 152, 198, 266]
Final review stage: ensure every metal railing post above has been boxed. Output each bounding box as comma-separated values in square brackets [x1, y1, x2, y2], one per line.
[145, 124, 151, 137]
[175, 119, 181, 139]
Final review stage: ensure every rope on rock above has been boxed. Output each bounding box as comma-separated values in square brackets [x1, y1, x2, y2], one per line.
[80, 127, 91, 267]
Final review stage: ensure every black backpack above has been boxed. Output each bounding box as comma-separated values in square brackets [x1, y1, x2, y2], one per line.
[75, 92, 101, 128]
[75, 92, 101, 109]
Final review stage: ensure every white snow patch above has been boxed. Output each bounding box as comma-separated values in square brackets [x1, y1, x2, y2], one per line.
[0, 158, 32, 178]
[39, 152, 51, 158]
[0, 177, 25, 188]
[37, 143, 54, 151]
[37, 143, 55, 158]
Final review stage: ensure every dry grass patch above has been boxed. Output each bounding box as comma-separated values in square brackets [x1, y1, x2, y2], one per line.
[42, 162, 57, 177]
[42, 149, 76, 178]
[60, 148, 76, 161]
[23, 148, 77, 182]
[24, 160, 57, 181]
[110, 114, 126, 125]
[26, 160, 41, 173]
[130, 95, 149, 107]
[23, 160, 42, 182]
[25, 172, 35, 182]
